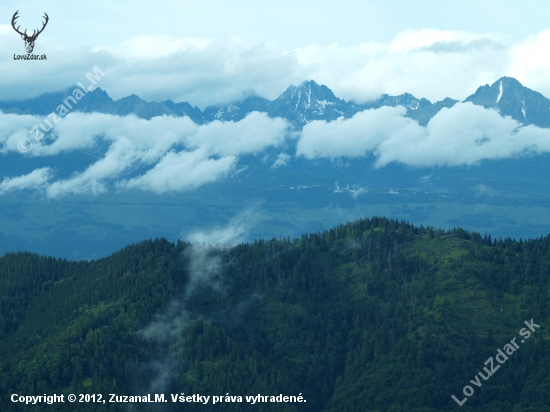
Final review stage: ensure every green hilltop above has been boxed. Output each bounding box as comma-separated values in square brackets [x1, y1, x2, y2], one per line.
[1, 217, 549, 411]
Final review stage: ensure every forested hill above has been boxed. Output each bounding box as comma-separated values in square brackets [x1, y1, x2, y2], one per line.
[1, 217, 550, 411]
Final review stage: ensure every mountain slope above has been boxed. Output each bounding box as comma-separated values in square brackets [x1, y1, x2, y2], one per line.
[1, 218, 549, 411]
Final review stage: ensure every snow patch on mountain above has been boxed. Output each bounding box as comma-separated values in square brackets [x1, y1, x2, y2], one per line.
[294, 91, 301, 112]
[496, 81, 503, 103]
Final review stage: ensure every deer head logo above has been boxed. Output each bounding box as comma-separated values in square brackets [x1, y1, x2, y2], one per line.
[11, 11, 49, 54]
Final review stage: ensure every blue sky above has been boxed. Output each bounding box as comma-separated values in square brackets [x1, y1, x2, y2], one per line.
[3, 0, 550, 48]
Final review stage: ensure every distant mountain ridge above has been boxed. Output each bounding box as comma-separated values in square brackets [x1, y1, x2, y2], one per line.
[1, 76, 549, 128]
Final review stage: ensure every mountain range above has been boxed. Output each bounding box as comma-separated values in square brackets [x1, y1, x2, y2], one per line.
[1, 76, 549, 128]
[3, 76, 550, 260]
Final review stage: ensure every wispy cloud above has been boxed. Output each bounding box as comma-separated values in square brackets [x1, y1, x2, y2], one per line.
[121, 149, 236, 193]
[0, 167, 51, 195]
[136, 208, 261, 394]
[271, 153, 291, 168]
[186, 207, 259, 246]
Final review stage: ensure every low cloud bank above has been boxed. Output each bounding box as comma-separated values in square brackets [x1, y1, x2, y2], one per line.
[0, 111, 288, 197]
[296, 102, 550, 167]
[2, 102, 550, 197]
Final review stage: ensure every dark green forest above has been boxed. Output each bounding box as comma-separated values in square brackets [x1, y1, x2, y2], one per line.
[1, 217, 549, 411]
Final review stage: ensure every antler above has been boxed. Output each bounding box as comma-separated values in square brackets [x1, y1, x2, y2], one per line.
[28, 13, 49, 40]
[37, 13, 49, 35]
[11, 11, 26, 37]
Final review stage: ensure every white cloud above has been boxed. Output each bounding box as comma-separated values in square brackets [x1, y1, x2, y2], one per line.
[0, 168, 52, 195]
[186, 207, 259, 246]
[46, 138, 141, 197]
[3, 95, 550, 199]
[296, 106, 407, 159]
[292, 29, 510, 104]
[0, 113, 41, 154]
[508, 29, 550, 99]
[0, 24, 548, 109]
[121, 149, 236, 193]
[375, 103, 550, 167]
[90, 28, 512, 106]
[0, 111, 290, 197]
[184, 112, 288, 156]
[102, 35, 212, 58]
[120, 112, 288, 193]
[296, 102, 550, 167]
[0, 33, 304, 108]
[350, 187, 368, 199]
[271, 153, 291, 168]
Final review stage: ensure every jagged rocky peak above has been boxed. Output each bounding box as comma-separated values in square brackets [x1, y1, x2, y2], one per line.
[465, 76, 529, 106]
[493, 76, 543, 104]
[462, 76, 550, 127]
[3, 76, 550, 129]
[498, 76, 526, 91]
[298, 80, 339, 101]
[122, 94, 145, 102]
[276, 80, 342, 108]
